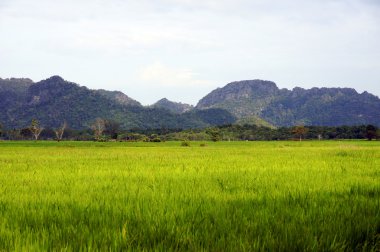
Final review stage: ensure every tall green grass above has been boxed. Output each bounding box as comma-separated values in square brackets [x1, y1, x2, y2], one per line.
[0, 141, 379, 251]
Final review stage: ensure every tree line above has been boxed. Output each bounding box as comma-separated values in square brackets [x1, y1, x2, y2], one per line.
[0, 118, 378, 142]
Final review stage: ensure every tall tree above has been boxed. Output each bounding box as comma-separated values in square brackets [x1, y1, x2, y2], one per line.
[365, 125, 377, 141]
[104, 120, 120, 140]
[292, 126, 308, 141]
[29, 119, 44, 140]
[54, 121, 67, 142]
[91, 118, 106, 141]
[8, 128, 21, 140]
[206, 128, 221, 142]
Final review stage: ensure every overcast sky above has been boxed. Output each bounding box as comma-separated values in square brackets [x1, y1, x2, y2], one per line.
[0, 0, 379, 105]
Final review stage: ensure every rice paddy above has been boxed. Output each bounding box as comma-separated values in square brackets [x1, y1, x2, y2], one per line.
[0, 141, 379, 251]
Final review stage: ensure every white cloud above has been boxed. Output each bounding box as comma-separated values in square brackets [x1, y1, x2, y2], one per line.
[138, 62, 213, 87]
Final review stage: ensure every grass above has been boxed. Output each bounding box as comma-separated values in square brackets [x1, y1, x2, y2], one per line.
[0, 140, 379, 251]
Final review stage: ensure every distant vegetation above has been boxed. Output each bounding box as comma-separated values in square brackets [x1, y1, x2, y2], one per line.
[0, 118, 378, 142]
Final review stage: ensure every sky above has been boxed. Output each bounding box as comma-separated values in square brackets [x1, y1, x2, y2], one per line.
[0, 0, 379, 105]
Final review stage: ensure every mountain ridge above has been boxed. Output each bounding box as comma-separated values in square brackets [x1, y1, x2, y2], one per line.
[0, 76, 236, 129]
[1, 76, 379, 129]
[196, 79, 380, 127]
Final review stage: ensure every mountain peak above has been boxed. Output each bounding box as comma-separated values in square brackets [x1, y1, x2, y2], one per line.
[153, 98, 194, 114]
[225, 79, 278, 91]
[157, 98, 170, 103]
[197, 79, 280, 112]
[46, 75, 65, 82]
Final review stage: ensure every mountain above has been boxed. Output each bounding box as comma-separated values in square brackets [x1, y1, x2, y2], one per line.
[96, 89, 141, 107]
[197, 80, 380, 127]
[0, 76, 235, 129]
[0, 77, 34, 92]
[0, 77, 33, 108]
[2, 76, 379, 129]
[197, 80, 281, 121]
[153, 98, 194, 114]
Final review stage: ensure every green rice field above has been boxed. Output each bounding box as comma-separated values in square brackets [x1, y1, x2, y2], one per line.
[0, 141, 379, 251]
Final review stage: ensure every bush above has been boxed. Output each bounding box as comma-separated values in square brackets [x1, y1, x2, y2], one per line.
[200, 143, 207, 147]
[151, 137, 161, 142]
[150, 134, 161, 142]
[181, 141, 190, 147]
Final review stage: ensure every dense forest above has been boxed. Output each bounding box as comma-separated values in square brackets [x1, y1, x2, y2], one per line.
[0, 119, 378, 142]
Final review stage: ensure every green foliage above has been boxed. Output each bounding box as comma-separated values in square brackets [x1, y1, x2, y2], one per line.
[153, 98, 193, 114]
[1, 123, 377, 141]
[292, 125, 309, 141]
[236, 116, 275, 128]
[29, 118, 44, 140]
[0, 141, 379, 250]
[104, 119, 120, 139]
[180, 140, 191, 147]
[365, 125, 378, 141]
[149, 134, 162, 142]
[118, 133, 148, 142]
[206, 128, 221, 142]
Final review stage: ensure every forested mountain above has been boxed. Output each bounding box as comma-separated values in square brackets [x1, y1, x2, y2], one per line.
[96, 89, 142, 107]
[153, 98, 194, 114]
[197, 80, 380, 127]
[0, 76, 235, 129]
[1, 76, 379, 129]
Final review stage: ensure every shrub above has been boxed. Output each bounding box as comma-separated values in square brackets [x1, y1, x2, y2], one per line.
[181, 141, 190, 147]
[151, 138, 161, 142]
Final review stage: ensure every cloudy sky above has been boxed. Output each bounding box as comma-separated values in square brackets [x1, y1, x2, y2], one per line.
[0, 0, 379, 105]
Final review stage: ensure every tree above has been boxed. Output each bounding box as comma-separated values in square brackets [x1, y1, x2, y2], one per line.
[20, 128, 32, 139]
[206, 128, 221, 142]
[54, 121, 67, 142]
[91, 118, 106, 141]
[30, 119, 44, 140]
[104, 120, 120, 140]
[0, 123, 3, 138]
[365, 125, 377, 141]
[8, 128, 21, 140]
[292, 125, 308, 141]
[149, 134, 161, 142]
